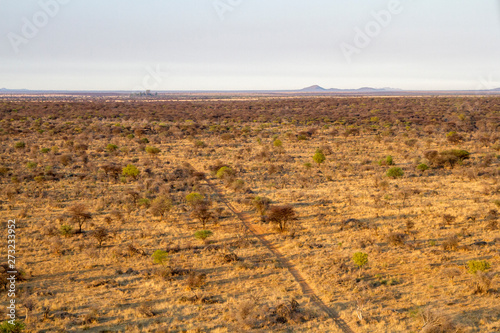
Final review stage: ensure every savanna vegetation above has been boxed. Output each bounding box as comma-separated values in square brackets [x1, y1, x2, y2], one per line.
[0, 95, 499, 332]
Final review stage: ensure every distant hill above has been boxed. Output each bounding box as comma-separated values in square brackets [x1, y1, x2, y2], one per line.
[298, 85, 402, 93]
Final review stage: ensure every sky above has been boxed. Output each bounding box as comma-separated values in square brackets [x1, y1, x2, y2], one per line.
[1, 0, 500, 91]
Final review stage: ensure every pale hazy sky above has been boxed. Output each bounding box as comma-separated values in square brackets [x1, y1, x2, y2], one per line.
[1, 0, 500, 91]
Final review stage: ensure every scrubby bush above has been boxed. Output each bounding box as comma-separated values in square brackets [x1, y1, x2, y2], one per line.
[378, 155, 394, 166]
[216, 166, 235, 180]
[352, 252, 368, 268]
[0, 320, 25, 333]
[417, 163, 429, 171]
[60, 224, 73, 237]
[152, 250, 169, 267]
[253, 196, 271, 216]
[106, 143, 118, 152]
[313, 149, 325, 166]
[386, 167, 404, 178]
[149, 196, 172, 220]
[92, 227, 109, 247]
[68, 204, 92, 233]
[273, 139, 282, 148]
[467, 260, 491, 274]
[268, 205, 297, 232]
[186, 192, 204, 205]
[194, 230, 213, 241]
[14, 141, 25, 149]
[145, 146, 160, 156]
[26, 162, 37, 169]
[446, 131, 464, 144]
[122, 164, 140, 179]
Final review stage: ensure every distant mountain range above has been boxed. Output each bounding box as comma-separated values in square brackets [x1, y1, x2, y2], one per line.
[299, 85, 402, 93]
[1, 86, 500, 95]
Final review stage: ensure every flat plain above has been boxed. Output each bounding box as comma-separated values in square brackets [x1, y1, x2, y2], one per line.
[0, 95, 499, 332]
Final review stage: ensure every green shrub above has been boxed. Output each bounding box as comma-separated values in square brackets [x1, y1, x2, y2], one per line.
[127, 133, 135, 140]
[194, 230, 213, 240]
[352, 252, 368, 268]
[152, 250, 169, 267]
[303, 162, 312, 169]
[386, 167, 404, 178]
[122, 164, 140, 179]
[145, 146, 160, 156]
[297, 134, 308, 141]
[106, 144, 118, 152]
[442, 149, 470, 161]
[140, 138, 149, 144]
[26, 162, 37, 169]
[186, 192, 205, 205]
[378, 155, 394, 166]
[417, 163, 429, 171]
[467, 260, 491, 274]
[60, 224, 73, 237]
[273, 139, 283, 148]
[313, 150, 326, 165]
[216, 166, 234, 180]
[138, 198, 151, 208]
[14, 141, 25, 149]
[40, 148, 50, 154]
[0, 320, 25, 333]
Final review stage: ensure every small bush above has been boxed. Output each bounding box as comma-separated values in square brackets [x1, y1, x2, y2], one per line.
[106, 144, 119, 152]
[216, 166, 235, 180]
[40, 148, 50, 154]
[14, 141, 25, 149]
[152, 250, 169, 267]
[253, 196, 271, 216]
[0, 320, 25, 333]
[145, 146, 160, 156]
[122, 164, 140, 179]
[417, 163, 429, 171]
[26, 162, 37, 169]
[60, 224, 73, 237]
[186, 192, 205, 205]
[194, 230, 213, 240]
[467, 260, 491, 274]
[268, 205, 297, 232]
[378, 155, 394, 166]
[352, 252, 368, 268]
[313, 149, 326, 166]
[273, 139, 282, 148]
[386, 167, 404, 178]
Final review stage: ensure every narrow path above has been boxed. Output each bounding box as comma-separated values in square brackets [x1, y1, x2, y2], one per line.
[205, 178, 355, 333]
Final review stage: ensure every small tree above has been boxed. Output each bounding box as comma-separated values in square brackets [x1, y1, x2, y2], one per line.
[313, 149, 326, 166]
[353, 252, 368, 277]
[68, 204, 92, 233]
[149, 196, 172, 220]
[190, 201, 214, 229]
[92, 227, 109, 247]
[122, 164, 140, 180]
[152, 250, 169, 268]
[268, 205, 297, 232]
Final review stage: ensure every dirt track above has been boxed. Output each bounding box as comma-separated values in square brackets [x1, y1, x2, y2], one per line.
[205, 177, 356, 333]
